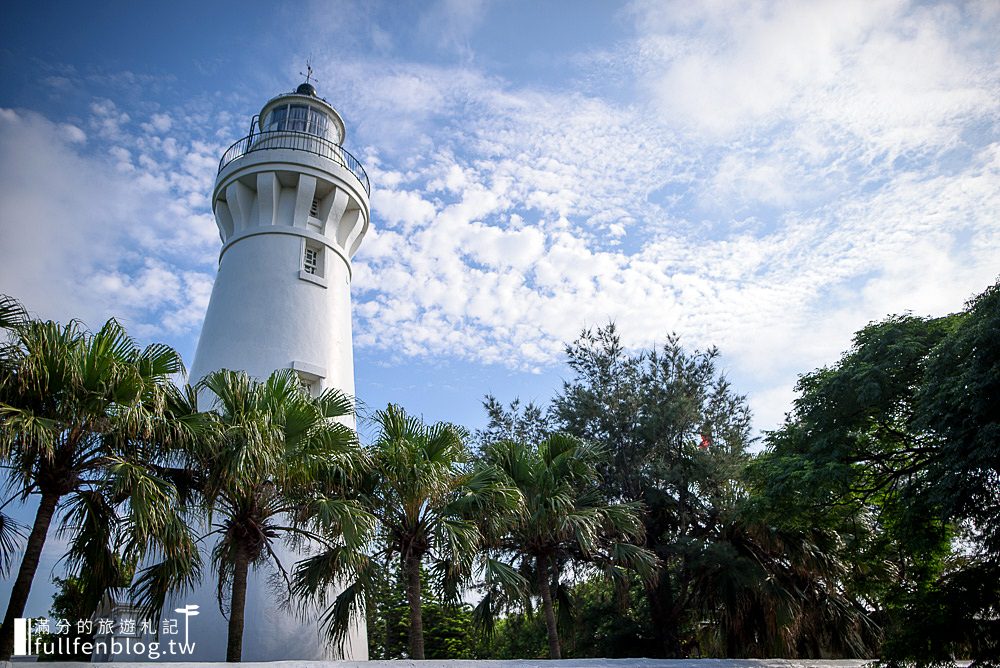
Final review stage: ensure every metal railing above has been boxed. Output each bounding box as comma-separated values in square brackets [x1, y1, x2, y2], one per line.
[218, 129, 370, 195]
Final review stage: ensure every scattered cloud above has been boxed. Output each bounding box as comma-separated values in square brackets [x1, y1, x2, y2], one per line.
[1, 1, 997, 435]
[329, 1, 998, 431]
[0, 106, 218, 336]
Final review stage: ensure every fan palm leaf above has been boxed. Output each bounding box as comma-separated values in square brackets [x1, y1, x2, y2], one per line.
[190, 368, 364, 662]
[0, 296, 201, 659]
[478, 433, 659, 658]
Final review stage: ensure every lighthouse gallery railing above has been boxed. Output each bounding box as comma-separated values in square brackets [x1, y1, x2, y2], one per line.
[218, 130, 370, 196]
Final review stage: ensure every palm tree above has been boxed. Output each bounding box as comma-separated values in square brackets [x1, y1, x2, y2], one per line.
[0, 298, 202, 659]
[691, 505, 880, 657]
[477, 434, 659, 659]
[194, 368, 367, 662]
[293, 404, 520, 659]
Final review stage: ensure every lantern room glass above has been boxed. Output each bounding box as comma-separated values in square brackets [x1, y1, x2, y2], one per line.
[263, 103, 338, 142]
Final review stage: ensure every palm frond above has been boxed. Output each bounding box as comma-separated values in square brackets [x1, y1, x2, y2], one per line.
[0, 294, 29, 331]
[130, 534, 202, 622]
[0, 510, 26, 576]
[59, 489, 125, 612]
[0, 405, 58, 462]
[317, 561, 376, 654]
[606, 542, 660, 586]
[303, 496, 375, 549]
[292, 546, 368, 601]
[434, 516, 480, 576]
[314, 387, 355, 420]
[105, 457, 175, 537]
[138, 342, 184, 379]
[472, 557, 531, 635]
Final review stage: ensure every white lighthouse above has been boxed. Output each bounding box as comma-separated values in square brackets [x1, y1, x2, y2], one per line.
[185, 80, 370, 660]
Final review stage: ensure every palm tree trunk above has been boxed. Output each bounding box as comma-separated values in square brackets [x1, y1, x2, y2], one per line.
[226, 546, 250, 662]
[0, 491, 59, 660]
[403, 552, 424, 659]
[536, 555, 561, 659]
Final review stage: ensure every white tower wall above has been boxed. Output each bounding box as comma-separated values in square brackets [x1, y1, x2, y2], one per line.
[184, 87, 370, 661]
[192, 231, 354, 396]
[189, 160, 366, 398]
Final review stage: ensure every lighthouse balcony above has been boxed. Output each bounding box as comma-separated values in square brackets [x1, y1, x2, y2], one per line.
[218, 129, 370, 196]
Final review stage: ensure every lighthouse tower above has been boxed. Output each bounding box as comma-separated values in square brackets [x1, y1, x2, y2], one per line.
[190, 80, 369, 397]
[186, 80, 370, 660]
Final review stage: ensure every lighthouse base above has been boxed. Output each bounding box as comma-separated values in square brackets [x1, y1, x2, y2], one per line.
[164, 540, 367, 662]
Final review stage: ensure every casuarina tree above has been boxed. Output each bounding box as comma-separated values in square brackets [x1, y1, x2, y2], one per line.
[552, 325, 753, 656]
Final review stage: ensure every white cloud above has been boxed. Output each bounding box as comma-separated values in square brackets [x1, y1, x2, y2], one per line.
[89, 98, 132, 140]
[417, 0, 489, 57]
[58, 123, 87, 143]
[0, 106, 220, 340]
[628, 0, 999, 149]
[5, 1, 997, 437]
[148, 113, 173, 133]
[0, 109, 133, 324]
[321, 6, 998, 433]
[376, 189, 437, 230]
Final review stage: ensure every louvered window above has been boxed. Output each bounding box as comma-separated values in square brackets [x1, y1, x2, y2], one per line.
[298, 375, 318, 396]
[304, 246, 319, 275]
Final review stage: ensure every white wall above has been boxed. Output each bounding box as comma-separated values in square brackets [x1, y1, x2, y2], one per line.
[183, 135, 370, 661]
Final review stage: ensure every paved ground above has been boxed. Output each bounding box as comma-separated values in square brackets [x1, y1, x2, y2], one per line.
[6, 660, 881, 668]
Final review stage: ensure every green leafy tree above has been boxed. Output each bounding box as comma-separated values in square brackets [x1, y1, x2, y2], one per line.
[910, 280, 1000, 662]
[917, 281, 1000, 553]
[756, 315, 958, 656]
[478, 396, 552, 448]
[477, 433, 658, 659]
[293, 404, 519, 659]
[0, 297, 202, 660]
[193, 368, 367, 662]
[481, 610, 548, 659]
[480, 576, 663, 659]
[756, 280, 1000, 662]
[551, 576, 655, 658]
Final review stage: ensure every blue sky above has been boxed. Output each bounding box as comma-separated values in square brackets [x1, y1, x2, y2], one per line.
[1, 0, 998, 445]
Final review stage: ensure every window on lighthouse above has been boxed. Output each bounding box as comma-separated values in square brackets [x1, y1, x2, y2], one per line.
[304, 245, 320, 275]
[266, 105, 287, 131]
[297, 375, 319, 397]
[308, 111, 329, 137]
[264, 104, 334, 140]
[299, 240, 327, 287]
[287, 105, 309, 132]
